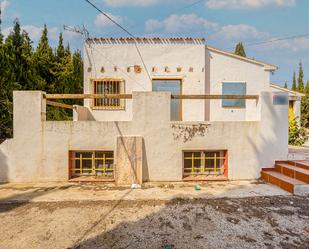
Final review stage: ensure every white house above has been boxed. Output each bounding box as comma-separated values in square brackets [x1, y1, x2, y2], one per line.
[0, 38, 291, 185]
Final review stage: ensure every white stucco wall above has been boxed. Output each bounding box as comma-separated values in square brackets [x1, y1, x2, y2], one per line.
[84, 40, 272, 122]
[84, 39, 206, 121]
[0, 91, 288, 183]
[207, 50, 270, 121]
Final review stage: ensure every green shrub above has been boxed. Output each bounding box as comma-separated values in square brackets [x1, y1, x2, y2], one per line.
[288, 108, 307, 146]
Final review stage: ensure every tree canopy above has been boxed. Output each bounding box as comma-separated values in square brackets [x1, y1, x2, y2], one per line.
[0, 20, 83, 139]
[234, 42, 246, 57]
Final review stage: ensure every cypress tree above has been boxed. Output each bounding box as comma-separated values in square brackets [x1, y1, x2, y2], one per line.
[0, 19, 84, 138]
[56, 33, 65, 61]
[284, 82, 288, 89]
[297, 61, 304, 92]
[34, 24, 55, 92]
[0, 6, 3, 44]
[305, 81, 309, 94]
[0, 20, 38, 138]
[234, 42, 246, 57]
[292, 72, 297, 91]
[301, 81, 309, 127]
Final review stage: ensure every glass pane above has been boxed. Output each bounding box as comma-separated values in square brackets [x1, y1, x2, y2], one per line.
[152, 80, 181, 121]
[222, 83, 246, 107]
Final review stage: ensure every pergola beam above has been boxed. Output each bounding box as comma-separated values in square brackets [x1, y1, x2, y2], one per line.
[44, 93, 259, 100]
[46, 100, 74, 109]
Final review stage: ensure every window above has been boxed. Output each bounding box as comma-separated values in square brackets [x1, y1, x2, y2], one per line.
[93, 79, 125, 109]
[222, 82, 246, 108]
[69, 151, 114, 179]
[273, 93, 288, 105]
[183, 150, 227, 178]
[152, 79, 182, 121]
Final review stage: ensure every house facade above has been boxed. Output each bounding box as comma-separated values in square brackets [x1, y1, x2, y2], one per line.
[0, 38, 289, 184]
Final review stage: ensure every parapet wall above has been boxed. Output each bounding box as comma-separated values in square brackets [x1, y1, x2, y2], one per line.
[0, 91, 288, 183]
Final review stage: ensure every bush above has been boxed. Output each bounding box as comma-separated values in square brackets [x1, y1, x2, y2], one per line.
[288, 108, 307, 146]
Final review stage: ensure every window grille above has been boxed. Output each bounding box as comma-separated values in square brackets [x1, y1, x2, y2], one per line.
[70, 151, 114, 179]
[183, 150, 227, 178]
[93, 79, 125, 109]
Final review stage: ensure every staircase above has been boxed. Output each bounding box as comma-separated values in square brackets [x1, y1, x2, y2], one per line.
[261, 160, 309, 195]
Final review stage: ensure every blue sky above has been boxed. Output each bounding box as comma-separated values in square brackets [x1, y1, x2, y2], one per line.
[1, 0, 309, 87]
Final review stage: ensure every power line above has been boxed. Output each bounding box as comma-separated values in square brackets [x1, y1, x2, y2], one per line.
[87, 43, 147, 90]
[85, 0, 135, 38]
[84, 0, 152, 84]
[172, 0, 206, 14]
[226, 33, 309, 50]
[96, 0, 206, 38]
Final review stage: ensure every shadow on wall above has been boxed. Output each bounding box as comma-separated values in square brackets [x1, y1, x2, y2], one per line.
[248, 93, 288, 176]
[0, 142, 9, 184]
[142, 139, 149, 182]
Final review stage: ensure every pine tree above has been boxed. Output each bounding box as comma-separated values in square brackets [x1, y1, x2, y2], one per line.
[305, 81, 309, 94]
[0, 20, 39, 138]
[234, 42, 246, 57]
[297, 61, 304, 92]
[34, 24, 55, 92]
[284, 82, 288, 88]
[301, 81, 309, 127]
[56, 33, 65, 61]
[0, 5, 3, 44]
[0, 19, 84, 138]
[292, 72, 297, 91]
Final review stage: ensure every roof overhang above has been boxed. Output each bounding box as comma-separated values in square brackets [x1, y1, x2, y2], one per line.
[207, 45, 278, 72]
[270, 83, 305, 97]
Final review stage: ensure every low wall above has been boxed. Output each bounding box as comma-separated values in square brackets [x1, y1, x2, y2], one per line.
[0, 91, 288, 182]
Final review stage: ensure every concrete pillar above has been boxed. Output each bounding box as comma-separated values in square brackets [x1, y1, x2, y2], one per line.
[115, 136, 143, 185]
[13, 91, 46, 137]
[12, 91, 46, 181]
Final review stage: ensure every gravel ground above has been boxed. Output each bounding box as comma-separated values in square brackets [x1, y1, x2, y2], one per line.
[0, 195, 308, 249]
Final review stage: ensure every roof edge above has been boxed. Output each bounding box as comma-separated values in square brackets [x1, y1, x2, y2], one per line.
[270, 83, 305, 96]
[86, 37, 206, 45]
[207, 45, 278, 71]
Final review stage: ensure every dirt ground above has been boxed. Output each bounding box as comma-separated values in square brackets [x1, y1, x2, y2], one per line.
[0, 195, 308, 249]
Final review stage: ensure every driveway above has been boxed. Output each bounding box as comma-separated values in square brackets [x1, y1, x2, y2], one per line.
[0, 181, 308, 249]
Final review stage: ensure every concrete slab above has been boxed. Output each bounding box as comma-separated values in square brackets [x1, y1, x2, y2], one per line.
[0, 180, 290, 204]
[115, 136, 143, 185]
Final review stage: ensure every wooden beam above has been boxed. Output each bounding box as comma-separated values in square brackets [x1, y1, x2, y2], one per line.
[46, 100, 74, 109]
[44, 93, 259, 100]
[172, 95, 259, 100]
[45, 94, 133, 99]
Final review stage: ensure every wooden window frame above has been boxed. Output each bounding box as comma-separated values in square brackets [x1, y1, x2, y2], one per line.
[183, 150, 228, 180]
[69, 150, 115, 180]
[92, 78, 125, 110]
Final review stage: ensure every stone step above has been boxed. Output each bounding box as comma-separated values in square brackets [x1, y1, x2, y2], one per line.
[276, 160, 309, 170]
[275, 163, 309, 184]
[261, 170, 309, 194]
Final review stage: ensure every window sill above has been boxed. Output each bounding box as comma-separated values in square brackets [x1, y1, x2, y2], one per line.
[91, 106, 125, 110]
[183, 176, 228, 181]
[222, 106, 246, 109]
